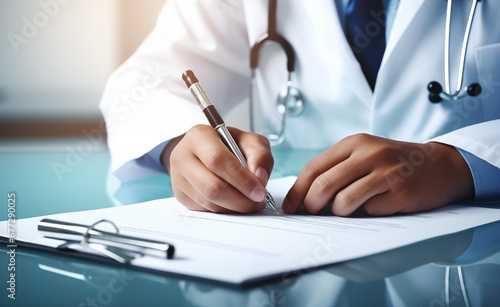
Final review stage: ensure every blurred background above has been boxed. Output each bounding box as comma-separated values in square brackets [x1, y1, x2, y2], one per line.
[0, 0, 175, 219]
[0, 0, 250, 219]
[0, 0, 166, 139]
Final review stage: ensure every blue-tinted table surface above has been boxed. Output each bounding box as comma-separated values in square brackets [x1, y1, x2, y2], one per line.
[1, 145, 499, 307]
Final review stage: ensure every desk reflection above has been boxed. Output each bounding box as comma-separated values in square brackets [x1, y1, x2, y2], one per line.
[3, 221, 498, 306]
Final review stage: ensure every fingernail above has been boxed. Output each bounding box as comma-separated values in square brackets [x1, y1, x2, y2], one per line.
[250, 187, 266, 202]
[255, 167, 269, 185]
[282, 198, 291, 213]
[256, 202, 266, 211]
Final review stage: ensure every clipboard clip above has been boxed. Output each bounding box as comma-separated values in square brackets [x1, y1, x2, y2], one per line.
[38, 219, 175, 264]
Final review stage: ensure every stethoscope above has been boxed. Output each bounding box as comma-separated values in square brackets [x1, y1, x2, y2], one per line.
[428, 0, 482, 103]
[249, 0, 304, 145]
[249, 0, 483, 144]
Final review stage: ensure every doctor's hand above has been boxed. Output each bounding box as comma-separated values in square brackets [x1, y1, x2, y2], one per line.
[283, 134, 474, 216]
[161, 125, 273, 213]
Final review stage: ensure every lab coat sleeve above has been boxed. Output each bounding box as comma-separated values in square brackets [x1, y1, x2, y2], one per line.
[430, 119, 500, 168]
[430, 119, 500, 201]
[99, 0, 251, 181]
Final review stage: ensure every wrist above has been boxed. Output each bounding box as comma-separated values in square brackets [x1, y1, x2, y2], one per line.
[161, 134, 184, 174]
[430, 142, 475, 201]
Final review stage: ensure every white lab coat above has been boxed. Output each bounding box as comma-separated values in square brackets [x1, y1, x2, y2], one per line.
[100, 0, 500, 181]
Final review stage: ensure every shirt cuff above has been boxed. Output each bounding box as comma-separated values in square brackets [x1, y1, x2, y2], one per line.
[456, 147, 500, 202]
[144, 140, 169, 172]
[112, 140, 172, 182]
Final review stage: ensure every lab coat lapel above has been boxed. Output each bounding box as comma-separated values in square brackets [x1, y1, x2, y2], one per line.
[302, 0, 373, 105]
[379, 0, 426, 74]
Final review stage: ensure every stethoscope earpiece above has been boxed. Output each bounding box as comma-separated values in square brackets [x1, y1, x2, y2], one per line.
[427, 81, 482, 103]
[428, 81, 443, 103]
[428, 0, 482, 103]
[467, 83, 481, 97]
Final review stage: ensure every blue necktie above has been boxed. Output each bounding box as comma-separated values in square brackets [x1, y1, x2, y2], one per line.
[345, 0, 386, 90]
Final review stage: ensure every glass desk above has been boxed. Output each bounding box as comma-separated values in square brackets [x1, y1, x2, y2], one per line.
[1, 145, 499, 307]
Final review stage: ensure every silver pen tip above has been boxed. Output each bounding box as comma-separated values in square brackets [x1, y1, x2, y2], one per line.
[265, 191, 280, 215]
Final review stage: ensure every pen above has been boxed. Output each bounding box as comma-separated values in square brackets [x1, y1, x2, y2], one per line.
[182, 70, 280, 215]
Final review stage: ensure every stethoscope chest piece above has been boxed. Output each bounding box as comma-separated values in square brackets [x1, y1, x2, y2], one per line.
[277, 82, 305, 117]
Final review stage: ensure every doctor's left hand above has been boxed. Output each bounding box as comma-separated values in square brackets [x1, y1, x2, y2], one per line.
[283, 134, 474, 216]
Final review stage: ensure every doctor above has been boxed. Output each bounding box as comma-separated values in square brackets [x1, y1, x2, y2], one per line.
[100, 0, 500, 216]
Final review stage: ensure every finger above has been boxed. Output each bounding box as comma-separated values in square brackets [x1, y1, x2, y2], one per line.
[302, 158, 371, 214]
[330, 173, 390, 216]
[177, 180, 234, 214]
[174, 188, 211, 213]
[184, 185, 266, 214]
[171, 167, 222, 213]
[283, 143, 354, 214]
[362, 192, 402, 216]
[191, 128, 267, 203]
[233, 129, 274, 186]
[182, 155, 263, 213]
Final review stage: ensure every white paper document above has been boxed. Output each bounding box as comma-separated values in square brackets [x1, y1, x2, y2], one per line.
[1, 177, 500, 285]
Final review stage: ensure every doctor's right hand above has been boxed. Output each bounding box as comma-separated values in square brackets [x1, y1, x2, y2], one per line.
[161, 125, 274, 213]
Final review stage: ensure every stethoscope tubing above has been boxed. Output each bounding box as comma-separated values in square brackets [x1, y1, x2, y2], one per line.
[429, 0, 482, 102]
[250, 0, 295, 72]
[445, 0, 480, 97]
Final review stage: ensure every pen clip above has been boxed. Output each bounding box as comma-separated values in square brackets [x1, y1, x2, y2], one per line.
[81, 219, 119, 245]
[55, 220, 135, 264]
[82, 220, 134, 264]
